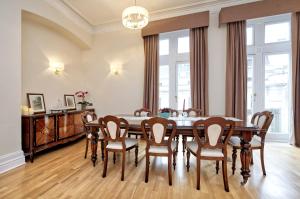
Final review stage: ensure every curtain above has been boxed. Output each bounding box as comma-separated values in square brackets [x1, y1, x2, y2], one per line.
[143, 34, 159, 114]
[190, 27, 209, 115]
[225, 21, 247, 121]
[292, 13, 300, 147]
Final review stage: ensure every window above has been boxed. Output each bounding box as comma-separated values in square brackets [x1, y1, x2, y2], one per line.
[247, 26, 254, 46]
[247, 14, 291, 142]
[159, 30, 191, 110]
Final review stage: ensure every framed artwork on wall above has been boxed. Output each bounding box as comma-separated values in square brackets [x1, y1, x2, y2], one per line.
[64, 94, 76, 110]
[27, 93, 46, 114]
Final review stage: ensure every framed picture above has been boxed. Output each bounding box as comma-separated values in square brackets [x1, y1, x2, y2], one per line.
[27, 93, 46, 114]
[64, 94, 76, 110]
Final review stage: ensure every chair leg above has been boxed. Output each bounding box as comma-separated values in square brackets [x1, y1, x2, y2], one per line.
[102, 150, 108, 178]
[232, 147, 237, 175]
[145, 153, 149, 183]
[186, 150, 190, 172]
[168, 156, 172, 186]
[135, 145, 138, 167]
[100, 140, 104, 161]
[84, 138, 89, 159]
[113, 152, 116, 164]
[250, 149, 254, 165]
[136, 135, 138, 139]
[196, 158, 201, 190]
[121, 151, 126, 181]
[175, 136, 179, 153]
[173, 151, 177, 170]
[128, 133, 131, 138]
[222, 160, 229, 192]
[216, 160, 220, 174]
[260, 148, 266, 176]
[182, 136, 187, 155]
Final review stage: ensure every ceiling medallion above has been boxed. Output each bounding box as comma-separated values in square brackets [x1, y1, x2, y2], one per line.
[122, 0, 149, 29]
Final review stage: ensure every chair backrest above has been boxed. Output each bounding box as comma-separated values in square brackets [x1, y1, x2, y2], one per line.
[251, 112, 261, 125]
[82, 111, 97, 124]
[255, 111, 274, 138]
[141, 117, 177, 150]
[159, 108, 179, 117]
[192, 117, 234, 155]
[134, 108, 152, 117]
[184, 108, 202, 117]
[98, 115, 128, 143]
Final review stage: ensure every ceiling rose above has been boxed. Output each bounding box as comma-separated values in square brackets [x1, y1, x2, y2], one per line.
[122, 0, 149, 29]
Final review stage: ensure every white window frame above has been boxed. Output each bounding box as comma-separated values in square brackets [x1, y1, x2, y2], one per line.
[247, 14, 291, 142]
[159, 30, 190, 109]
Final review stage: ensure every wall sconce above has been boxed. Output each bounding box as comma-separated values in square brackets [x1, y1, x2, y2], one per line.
[110, 64, 122, 76]
[49, 61, 64, 75]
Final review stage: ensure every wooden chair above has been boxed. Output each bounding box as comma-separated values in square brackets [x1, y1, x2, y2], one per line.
[182, 108, 203, 154]
[99, 115, 139, 181]
[186, 117, 234, 191]
[229, 111, 274, 176]
[81, 111, 104, 160]
[128, 108, 152, 139]
[141, 117, 177, 186]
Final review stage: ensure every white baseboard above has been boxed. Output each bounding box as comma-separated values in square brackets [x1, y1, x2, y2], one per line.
[0, 150, 25, 174]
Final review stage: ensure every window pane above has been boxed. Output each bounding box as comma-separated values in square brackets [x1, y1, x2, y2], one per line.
[178, 37, 189, 54]
[264, 54, 290, 134]
[247, 27, 254, 46]
[159, 39, 169, 55]
[177, 63, 191, 110]
[247, 56, 254, 122]
[159, 65, 169, 108]
[265, 22, 290, 43]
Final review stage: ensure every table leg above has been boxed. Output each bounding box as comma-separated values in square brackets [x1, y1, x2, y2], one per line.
[240, 131, 252, 185]
[91, 129, 99, 167]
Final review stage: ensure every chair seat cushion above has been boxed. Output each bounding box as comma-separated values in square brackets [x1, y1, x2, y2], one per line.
[229, 135, 262, 147]
[186, 141, 224, 158]
[106, 138, 138, 150]
[87, 131, 104, 140]
[148, 141, 176, 154]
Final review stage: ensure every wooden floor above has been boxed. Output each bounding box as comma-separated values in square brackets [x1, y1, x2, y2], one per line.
[0, 139, 300, 199]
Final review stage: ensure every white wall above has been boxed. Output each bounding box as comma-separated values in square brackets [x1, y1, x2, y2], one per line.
[82, 29, 144, 116]
[22, 18, 84, 110]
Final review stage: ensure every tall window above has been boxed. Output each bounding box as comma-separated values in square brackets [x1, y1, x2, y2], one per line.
[247, 14, 291, 142]
[159, 30, 191, 110]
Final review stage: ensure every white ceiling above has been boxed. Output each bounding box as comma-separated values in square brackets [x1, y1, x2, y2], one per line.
[62, 0, 218, 26]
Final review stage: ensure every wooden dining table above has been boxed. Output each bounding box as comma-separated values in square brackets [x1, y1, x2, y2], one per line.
[85, 115, 260, 185]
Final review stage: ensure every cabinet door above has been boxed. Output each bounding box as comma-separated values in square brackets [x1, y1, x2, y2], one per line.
[74, 113, 84, 135]
[58, 114, 75, 139]
[35, 116, 55, 146]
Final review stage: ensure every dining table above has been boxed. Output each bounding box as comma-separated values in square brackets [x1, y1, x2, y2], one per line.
[85, 114, 260, 185]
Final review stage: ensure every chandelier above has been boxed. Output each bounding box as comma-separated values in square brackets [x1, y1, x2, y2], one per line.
[122, 0, 149, 29]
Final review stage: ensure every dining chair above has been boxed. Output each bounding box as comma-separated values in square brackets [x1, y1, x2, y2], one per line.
[186, 117, 234, 191]
[128, 108, 152, 139]
[99, 115, 139, 181]
[141, 117, 177, 186]
[81, 111, 104, 160]
[182, 108, 203, 154]
[229, 111, 273, 176]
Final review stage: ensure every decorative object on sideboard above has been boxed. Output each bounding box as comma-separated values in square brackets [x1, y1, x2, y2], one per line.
[49, 61, 64, 75]
[27, 93, 46, 114]
[64, 94, 76, 110]
[122, 0, 149, 29]
[75, 91, 92, 110]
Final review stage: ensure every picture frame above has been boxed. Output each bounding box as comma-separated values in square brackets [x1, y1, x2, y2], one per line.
[64, 94, 76, 110]
[27, 93, 46, 114]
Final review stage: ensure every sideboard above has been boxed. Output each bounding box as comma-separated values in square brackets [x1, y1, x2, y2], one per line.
[22, 109, 94, 162]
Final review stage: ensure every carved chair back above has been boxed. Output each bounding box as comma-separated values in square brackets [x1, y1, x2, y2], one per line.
[134, 108, 152, 117]
[81, 111, 97, 135]
[159, 108, 179, 117]
[192, 117, 234, 157]
[141, 117, 177, 152]
[98, 115, 129, 148]
[254, 111, 274, 142]
[184, 108, 203, 117]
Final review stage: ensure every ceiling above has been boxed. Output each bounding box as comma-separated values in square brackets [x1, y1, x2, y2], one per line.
[62, 0, 217, 26]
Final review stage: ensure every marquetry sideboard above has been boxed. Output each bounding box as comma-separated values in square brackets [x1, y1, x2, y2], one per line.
[22, 109, 94, 162]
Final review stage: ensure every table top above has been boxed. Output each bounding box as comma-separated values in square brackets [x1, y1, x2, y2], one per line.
[86, 114, 259, 132]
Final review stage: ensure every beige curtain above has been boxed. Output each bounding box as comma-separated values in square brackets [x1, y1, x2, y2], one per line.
[292, 13, 300, 147]
[143, 35, 159, 114]
[190, 27, 209, 115]
[225, 21, 247, 121]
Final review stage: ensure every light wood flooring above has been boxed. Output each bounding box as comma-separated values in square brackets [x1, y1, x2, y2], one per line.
[0, 139, 300, 199]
